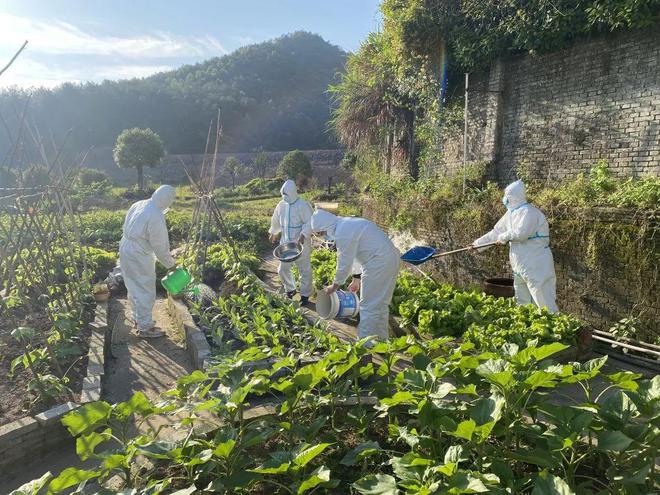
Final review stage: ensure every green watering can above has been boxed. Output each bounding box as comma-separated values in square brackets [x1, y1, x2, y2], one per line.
[161, 267, 200, 297]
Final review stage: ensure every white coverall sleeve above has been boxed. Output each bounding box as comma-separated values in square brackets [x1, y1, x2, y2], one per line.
[147, 215, 176, 268]
[334, 238, 359, 286]
[497, 208, 537, 244]
[300, 201, 313, 238]
[474, 214, 508, 251]
[269, 203, 282, 235]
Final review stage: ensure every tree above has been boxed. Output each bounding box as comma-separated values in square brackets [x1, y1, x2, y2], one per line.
[113, 128, 164, 191]
[252, 150, 270, 180]
[223, 156, 243, 189]
[277, 150, 313, 187]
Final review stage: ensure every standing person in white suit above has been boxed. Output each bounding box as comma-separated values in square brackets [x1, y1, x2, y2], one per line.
[311, 209, 401, 343]
[119, 185, 177, 338]
[269, 180, 314, 304]
[471, 179, 558, 312]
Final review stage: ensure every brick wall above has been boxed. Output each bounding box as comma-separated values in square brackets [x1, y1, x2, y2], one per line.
[86, 148, 348, 188]
[363, 200, 659, 342]
[431, 28, 660, 183]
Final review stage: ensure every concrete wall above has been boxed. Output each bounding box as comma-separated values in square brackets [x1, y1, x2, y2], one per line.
[86, 148, 348, 188]
[433, 28, 660, 182]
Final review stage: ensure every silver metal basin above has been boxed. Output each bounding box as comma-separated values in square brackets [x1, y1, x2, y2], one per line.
[273, 241, 304, 263]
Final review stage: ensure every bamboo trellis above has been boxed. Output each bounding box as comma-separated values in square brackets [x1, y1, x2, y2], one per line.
[181, 111, 240, 283]
[0, 100, 89, 317]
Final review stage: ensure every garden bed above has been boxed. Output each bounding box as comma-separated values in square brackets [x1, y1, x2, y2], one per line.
[0, 302, 107, 474]
[0, 306, 94, 427]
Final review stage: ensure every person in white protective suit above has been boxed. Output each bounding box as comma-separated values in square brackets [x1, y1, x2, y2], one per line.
[311, 209, 401, 342]
[269, 180, 313, 304]
[471, 179, 558, 312]
[119, 185, 177, 338]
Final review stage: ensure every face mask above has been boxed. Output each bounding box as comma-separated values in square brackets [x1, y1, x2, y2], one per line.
[502, 196, 510, 210]
[323, 232, 335, 242]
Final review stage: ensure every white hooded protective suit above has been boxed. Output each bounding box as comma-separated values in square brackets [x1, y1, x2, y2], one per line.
[474, 180, 558, 312]
[311, 209, 401, 341]
[269, 180, 313, 297]
[119, 185, 177, 331]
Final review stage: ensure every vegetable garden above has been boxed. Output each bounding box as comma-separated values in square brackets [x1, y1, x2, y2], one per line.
[17, 240, 658, 494]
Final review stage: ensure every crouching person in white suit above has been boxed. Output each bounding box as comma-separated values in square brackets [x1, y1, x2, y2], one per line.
[311, 209, 401, 343]
[472, 179, 558, 313]
[269, 180, 313, 305]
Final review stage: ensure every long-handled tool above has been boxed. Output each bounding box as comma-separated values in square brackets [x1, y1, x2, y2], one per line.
[401, 242, 500, 266]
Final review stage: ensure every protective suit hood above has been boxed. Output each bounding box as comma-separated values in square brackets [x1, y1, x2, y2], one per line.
[280, 180, 299, 204]
[311, 209, 338, 234]
[504, 180, 527, 210]
[151, 185, 177, 211]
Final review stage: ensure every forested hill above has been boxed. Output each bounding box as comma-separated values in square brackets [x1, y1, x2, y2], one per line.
[0, 32, 346, 154]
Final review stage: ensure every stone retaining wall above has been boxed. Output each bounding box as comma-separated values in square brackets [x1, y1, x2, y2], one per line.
[430, 28, 660, 183]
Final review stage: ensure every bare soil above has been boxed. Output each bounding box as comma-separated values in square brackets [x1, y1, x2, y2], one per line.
[0, 305, 91, 426]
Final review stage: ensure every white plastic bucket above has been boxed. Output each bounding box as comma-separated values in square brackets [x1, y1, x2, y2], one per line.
[316, 289, 359, 320]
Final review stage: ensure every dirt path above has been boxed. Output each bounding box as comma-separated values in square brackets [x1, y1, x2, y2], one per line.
[105, 297, 195, 405]
[258, 252, 358, 342]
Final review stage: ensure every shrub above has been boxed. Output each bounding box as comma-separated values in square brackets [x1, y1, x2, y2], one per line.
[0, 167, 17, 188]
[84, 247, 117, 282]
[277, 150, 312, 187]
[73, 168, 113, 201]
[19, 164, 50, 188]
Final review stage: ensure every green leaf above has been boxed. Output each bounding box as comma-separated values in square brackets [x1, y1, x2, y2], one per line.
[213, 439, 236, 459]
[531, 470, 575, 495]
[600, 390, 638, 429]
[451, 419, 476, 441]
[293, 442, 333, 467]
[470, 394, 505, 426]
[476, 360, 514, 389]
[47, 468, 99, 494]
[638, 375, 660, 402]
[250, 459, 291, 474]
[297, 465, 333, 494]
[563, 356, 607, 382]
[454, 384, 478, 396]
[353, 474, 399, 495]
[61, 401, 112, 436]
[380, 391, 417, 408]
[596, 430, 634, 451]
[606, 371, 641, 391]
[103, 454, 127, 470]
[176, 370, 208, 385]
[9, 472, 52, 495]
[340, 441, 381, 466]
[76, 428, 112, 461]
[508, 448, 559, 469]
[447, 471, 498, 493]
[525, 371, 559, 390]
[114, 391, 156, 418]
[532, 343, 569, 361]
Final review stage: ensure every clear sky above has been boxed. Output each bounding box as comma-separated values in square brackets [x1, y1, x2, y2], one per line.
[0, 0, 381, 89]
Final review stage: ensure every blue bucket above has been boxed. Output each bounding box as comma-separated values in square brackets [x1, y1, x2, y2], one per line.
[336, 290, 359, 318]
[316, 289, 359, 319]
